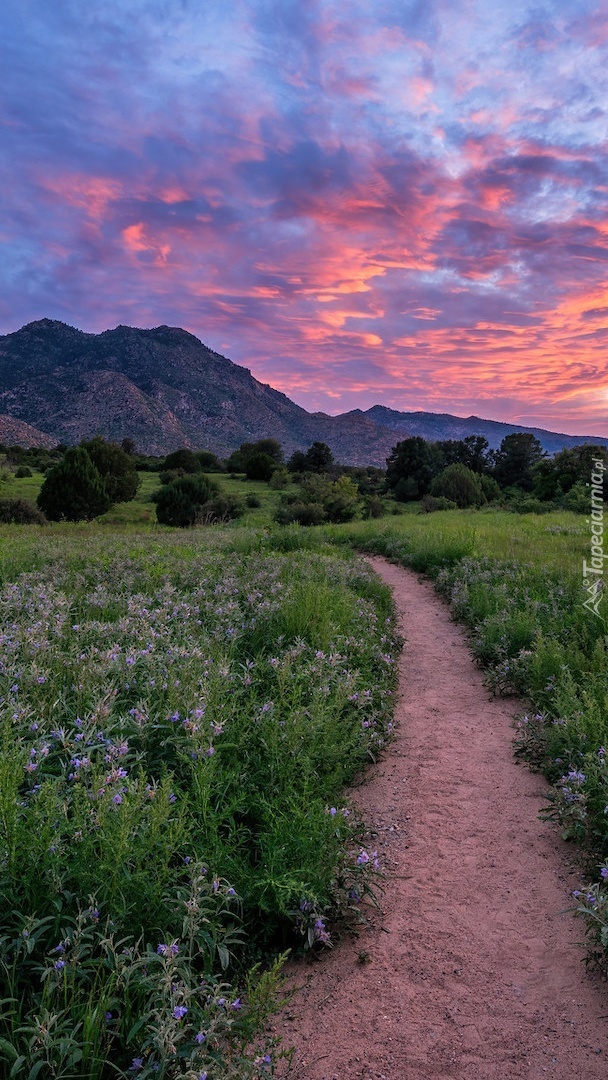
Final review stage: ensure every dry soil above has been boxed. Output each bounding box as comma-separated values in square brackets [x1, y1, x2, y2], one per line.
[270, 556, 608, 1080]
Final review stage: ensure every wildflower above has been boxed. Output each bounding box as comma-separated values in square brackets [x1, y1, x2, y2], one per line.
[112, 793, 123, 805]
[157, 941, 179, 958]
[54, 959, 66, 971]
[601, 868, 608, 881]
[356, 850, 370, 865]
[172, 1005, 188, 1020]
[196, 1031, 206, 1044]
[130, 1059, 144, 1072]
[230, 997, 242, 1010]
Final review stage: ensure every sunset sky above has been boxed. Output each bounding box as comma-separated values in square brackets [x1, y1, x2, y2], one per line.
[2, 0, 608, 434]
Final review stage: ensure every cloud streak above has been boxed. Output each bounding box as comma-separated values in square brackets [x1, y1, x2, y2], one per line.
[1, 0, 608, 434]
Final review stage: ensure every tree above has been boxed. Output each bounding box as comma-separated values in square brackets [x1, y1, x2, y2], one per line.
[385, 437, 442, 501]
[303, 442, 334, 474]
[163, 448, 201, 474]
[430, 464, 486, 508]
[533, 444, 608, 501]
[493, 433, 545, 491]
[227, 439, 283, 473]
[37, 447, 111, 521]
[81, 436, 141, 503]
[437, 436, 490, 474]
[245, 452, 277, 481]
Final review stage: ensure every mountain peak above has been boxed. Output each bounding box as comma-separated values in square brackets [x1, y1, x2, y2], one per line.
[1, 319, 607, 461]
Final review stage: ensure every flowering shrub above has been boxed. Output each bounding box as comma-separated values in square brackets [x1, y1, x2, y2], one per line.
[0, 532, 398, 1075]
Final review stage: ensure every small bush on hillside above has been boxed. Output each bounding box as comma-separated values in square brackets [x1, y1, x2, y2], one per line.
[246, 493, 262, 508]
[14, 465, 33, 478]
[0, 497, 47, 524]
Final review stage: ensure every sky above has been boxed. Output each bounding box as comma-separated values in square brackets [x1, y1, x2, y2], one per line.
[2, 0, 608, 434]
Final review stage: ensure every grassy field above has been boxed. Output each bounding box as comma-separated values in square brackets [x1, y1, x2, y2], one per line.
[1, 470, 608, 1074]
[0, 523, 397, 1078]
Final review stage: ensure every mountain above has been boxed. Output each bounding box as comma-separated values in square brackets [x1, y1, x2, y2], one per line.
[364, 405, 608, 455]
[0, 319, 606, 464]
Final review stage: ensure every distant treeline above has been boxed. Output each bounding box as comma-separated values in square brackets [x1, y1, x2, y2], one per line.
[2, 431, 607, 525]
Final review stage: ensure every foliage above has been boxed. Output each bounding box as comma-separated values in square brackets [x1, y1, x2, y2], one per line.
[0, 533, 398, 1074]
[430, 463, 486, 508]
[493, 432, 545, 491]
[276, 475, 361, 526]
[420, 495, 457, 513]
[0, 498, 47, 524]
[153, 475, 242, 527]
[245, 453, 277, 482]
[37, 447, 111, 521]
[81, 436, 141, 503]
[302, 442, 334, 474]
[267, 468, 289, 490]
[163, 448, 203, 474]
[533, 445, 608, 502]
[227, 440, 283, 473]
[14, 466, 32, 478]
[385, 437, 442, 501]
[436, 435, 491, 474]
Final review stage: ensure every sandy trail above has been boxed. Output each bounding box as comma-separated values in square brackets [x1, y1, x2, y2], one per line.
[271, 557, 608, 1079]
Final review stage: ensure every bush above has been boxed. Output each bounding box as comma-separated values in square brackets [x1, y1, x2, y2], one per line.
[420, 494, 457, 513]
[81, 435, 141, 503]
[14, 465, 33, 478]
[269, 467, 290, 489]
[362, 495, 386, 519]
[0, 497, 47, 524]
[275, 501, 326, 526]
[430, 463, 486, 508]
[37, 447, 111, 521]
[153, 475, 243, 527]
[245, 452, 277, 482]
[245, 494, 262, 508]
[163, 448, 202, 473]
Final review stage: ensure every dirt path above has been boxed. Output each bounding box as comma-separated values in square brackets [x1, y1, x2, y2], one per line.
[270, 557, 608, 1079]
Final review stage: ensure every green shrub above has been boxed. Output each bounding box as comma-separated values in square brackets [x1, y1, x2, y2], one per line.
[430, 463, 486, 508]
[245, 452, 277, 481]
[14, 465, 32, 478]
[420, 494, 457, 513]
[152, 475, 243, 527]
[0, 497, 47, 524]
[37, 447, 111, 521]
[275, 500, 326, 526]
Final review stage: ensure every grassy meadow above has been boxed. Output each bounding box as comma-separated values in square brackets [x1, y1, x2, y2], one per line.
[1, 464, 608, 1075]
